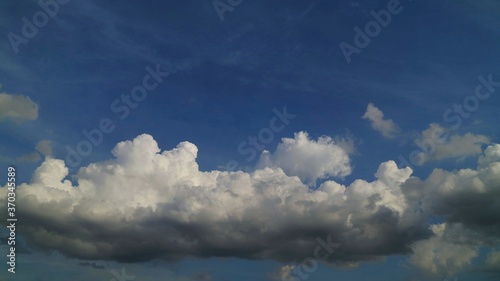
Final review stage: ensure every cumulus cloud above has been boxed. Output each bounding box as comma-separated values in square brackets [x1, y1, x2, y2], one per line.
[417, 145, 500, 233]
[0, 91, 38, 122]
[2, 134, 500, 276]
[256, 131, 352, 185]
[414, 123, 490, 165]
[0, 133, 429, 265]
[362, 103, 400, 139]
[405, 143, 500, 275]
[409, 223, 480, 276]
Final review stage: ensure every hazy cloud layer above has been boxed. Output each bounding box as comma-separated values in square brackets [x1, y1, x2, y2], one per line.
[0, 91, 38, 122]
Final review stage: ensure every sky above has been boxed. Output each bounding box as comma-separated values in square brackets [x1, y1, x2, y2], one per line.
[0, 0, 499, 280]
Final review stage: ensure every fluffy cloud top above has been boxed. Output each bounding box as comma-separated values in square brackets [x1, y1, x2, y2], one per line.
[256, 131, 352, 185]
[0, 133, 429, 265]
[362, 103, 400, 139]
[0, 92, 38, 122]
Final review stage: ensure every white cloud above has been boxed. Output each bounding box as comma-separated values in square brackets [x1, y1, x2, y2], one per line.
[410, 223, 480, 276]
[0, 133, 428, 265]
[3, 133, 500, 276]
[415, 123, 490, 165]
[362, 103, 400, 139]
[0, 91, 38, 122]
[256, 131, 352, 185]
[405, 143, 500, 275]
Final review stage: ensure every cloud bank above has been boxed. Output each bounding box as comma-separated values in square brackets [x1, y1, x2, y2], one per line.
[1, 133, 499, 276]
[1, 133, 428, 265]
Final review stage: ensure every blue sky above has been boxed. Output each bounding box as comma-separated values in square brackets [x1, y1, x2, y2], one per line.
[0, 0, 500, 280]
